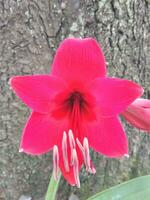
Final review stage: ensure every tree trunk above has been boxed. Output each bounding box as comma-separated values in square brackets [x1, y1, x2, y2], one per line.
[0, 0, 150, 199]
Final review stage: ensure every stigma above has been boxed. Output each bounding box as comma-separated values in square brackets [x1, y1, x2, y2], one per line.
[52, 129, 95, 188]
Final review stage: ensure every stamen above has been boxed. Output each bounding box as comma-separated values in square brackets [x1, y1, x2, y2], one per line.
[83, 137, 90, 171]
[53, 145, 59, 180]
[72, 148, 80, 188]
[76, 138, 87, 170]
[68, 129, 76, 149]
[62, 131, 70, 172]
[76, 138, 84, 153]
[68, 129, 76, 165]
[76, 137, 95, 174]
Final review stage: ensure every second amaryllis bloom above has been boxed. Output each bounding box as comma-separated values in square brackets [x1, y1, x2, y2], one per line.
[122, 98, 150, 131]
[10, 38, 143, 187]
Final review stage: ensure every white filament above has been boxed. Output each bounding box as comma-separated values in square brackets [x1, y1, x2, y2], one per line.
[68, 129, 76, 164]
[72, 148, 80, 188]
[62, 131, 70, 172]
[53, 145, 59, 180]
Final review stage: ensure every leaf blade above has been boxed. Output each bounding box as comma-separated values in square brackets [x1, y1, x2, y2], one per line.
[87, 175, 150, 200]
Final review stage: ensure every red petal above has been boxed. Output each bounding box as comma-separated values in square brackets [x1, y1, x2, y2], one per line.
[20, 112, 60, 155]
[10, 75, 66, 113]
[51, 38, 106, 83]
[90, 78, 143, 116]
[122, 99, 150, 131]
[87, 116, 128, 157]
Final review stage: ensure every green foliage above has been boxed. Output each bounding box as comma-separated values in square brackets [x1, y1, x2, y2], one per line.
[87, 175, 150, 200]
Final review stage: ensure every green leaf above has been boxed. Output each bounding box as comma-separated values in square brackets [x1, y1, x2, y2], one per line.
[87, 175, 150, 200]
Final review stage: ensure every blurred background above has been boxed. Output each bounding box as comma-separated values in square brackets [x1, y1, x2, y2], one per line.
[0, 0, 150, 199]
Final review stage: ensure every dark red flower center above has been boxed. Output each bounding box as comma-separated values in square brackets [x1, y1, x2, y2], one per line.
[51, 88, 96, 123]
[66, 91, 85, 113]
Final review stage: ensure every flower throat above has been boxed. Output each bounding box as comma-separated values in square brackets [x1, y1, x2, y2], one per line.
[68, 91, 85, 128]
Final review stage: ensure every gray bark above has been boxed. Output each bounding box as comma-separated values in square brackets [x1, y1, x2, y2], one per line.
[0, 0, 150, 199]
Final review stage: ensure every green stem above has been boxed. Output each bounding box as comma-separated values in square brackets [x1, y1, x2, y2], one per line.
[45, 172, 61, 200]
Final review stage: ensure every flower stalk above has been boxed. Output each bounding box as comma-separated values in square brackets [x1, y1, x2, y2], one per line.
[45, 172, 61, 200]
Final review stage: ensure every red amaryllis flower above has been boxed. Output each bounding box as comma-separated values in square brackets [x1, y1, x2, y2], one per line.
[122, 98, 150, 131]
[10, 38, 143, 187]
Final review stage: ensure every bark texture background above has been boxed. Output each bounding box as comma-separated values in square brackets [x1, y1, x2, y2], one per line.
[0, 0, 150, 199]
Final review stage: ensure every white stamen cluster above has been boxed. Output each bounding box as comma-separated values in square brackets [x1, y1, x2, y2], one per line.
[52, 129, 95, 188]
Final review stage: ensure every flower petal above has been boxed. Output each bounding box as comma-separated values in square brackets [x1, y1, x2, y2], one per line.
[51, 38, 106, 83]
[87, 116, 128, 157]
[20, 112, 61, 155]
[10, 75, 66, 113]
[90, 78, 143, 116]
[122, 100, 150, 131]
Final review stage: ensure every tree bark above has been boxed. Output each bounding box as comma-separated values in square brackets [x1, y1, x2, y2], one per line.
[0, 0, 150, 199]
